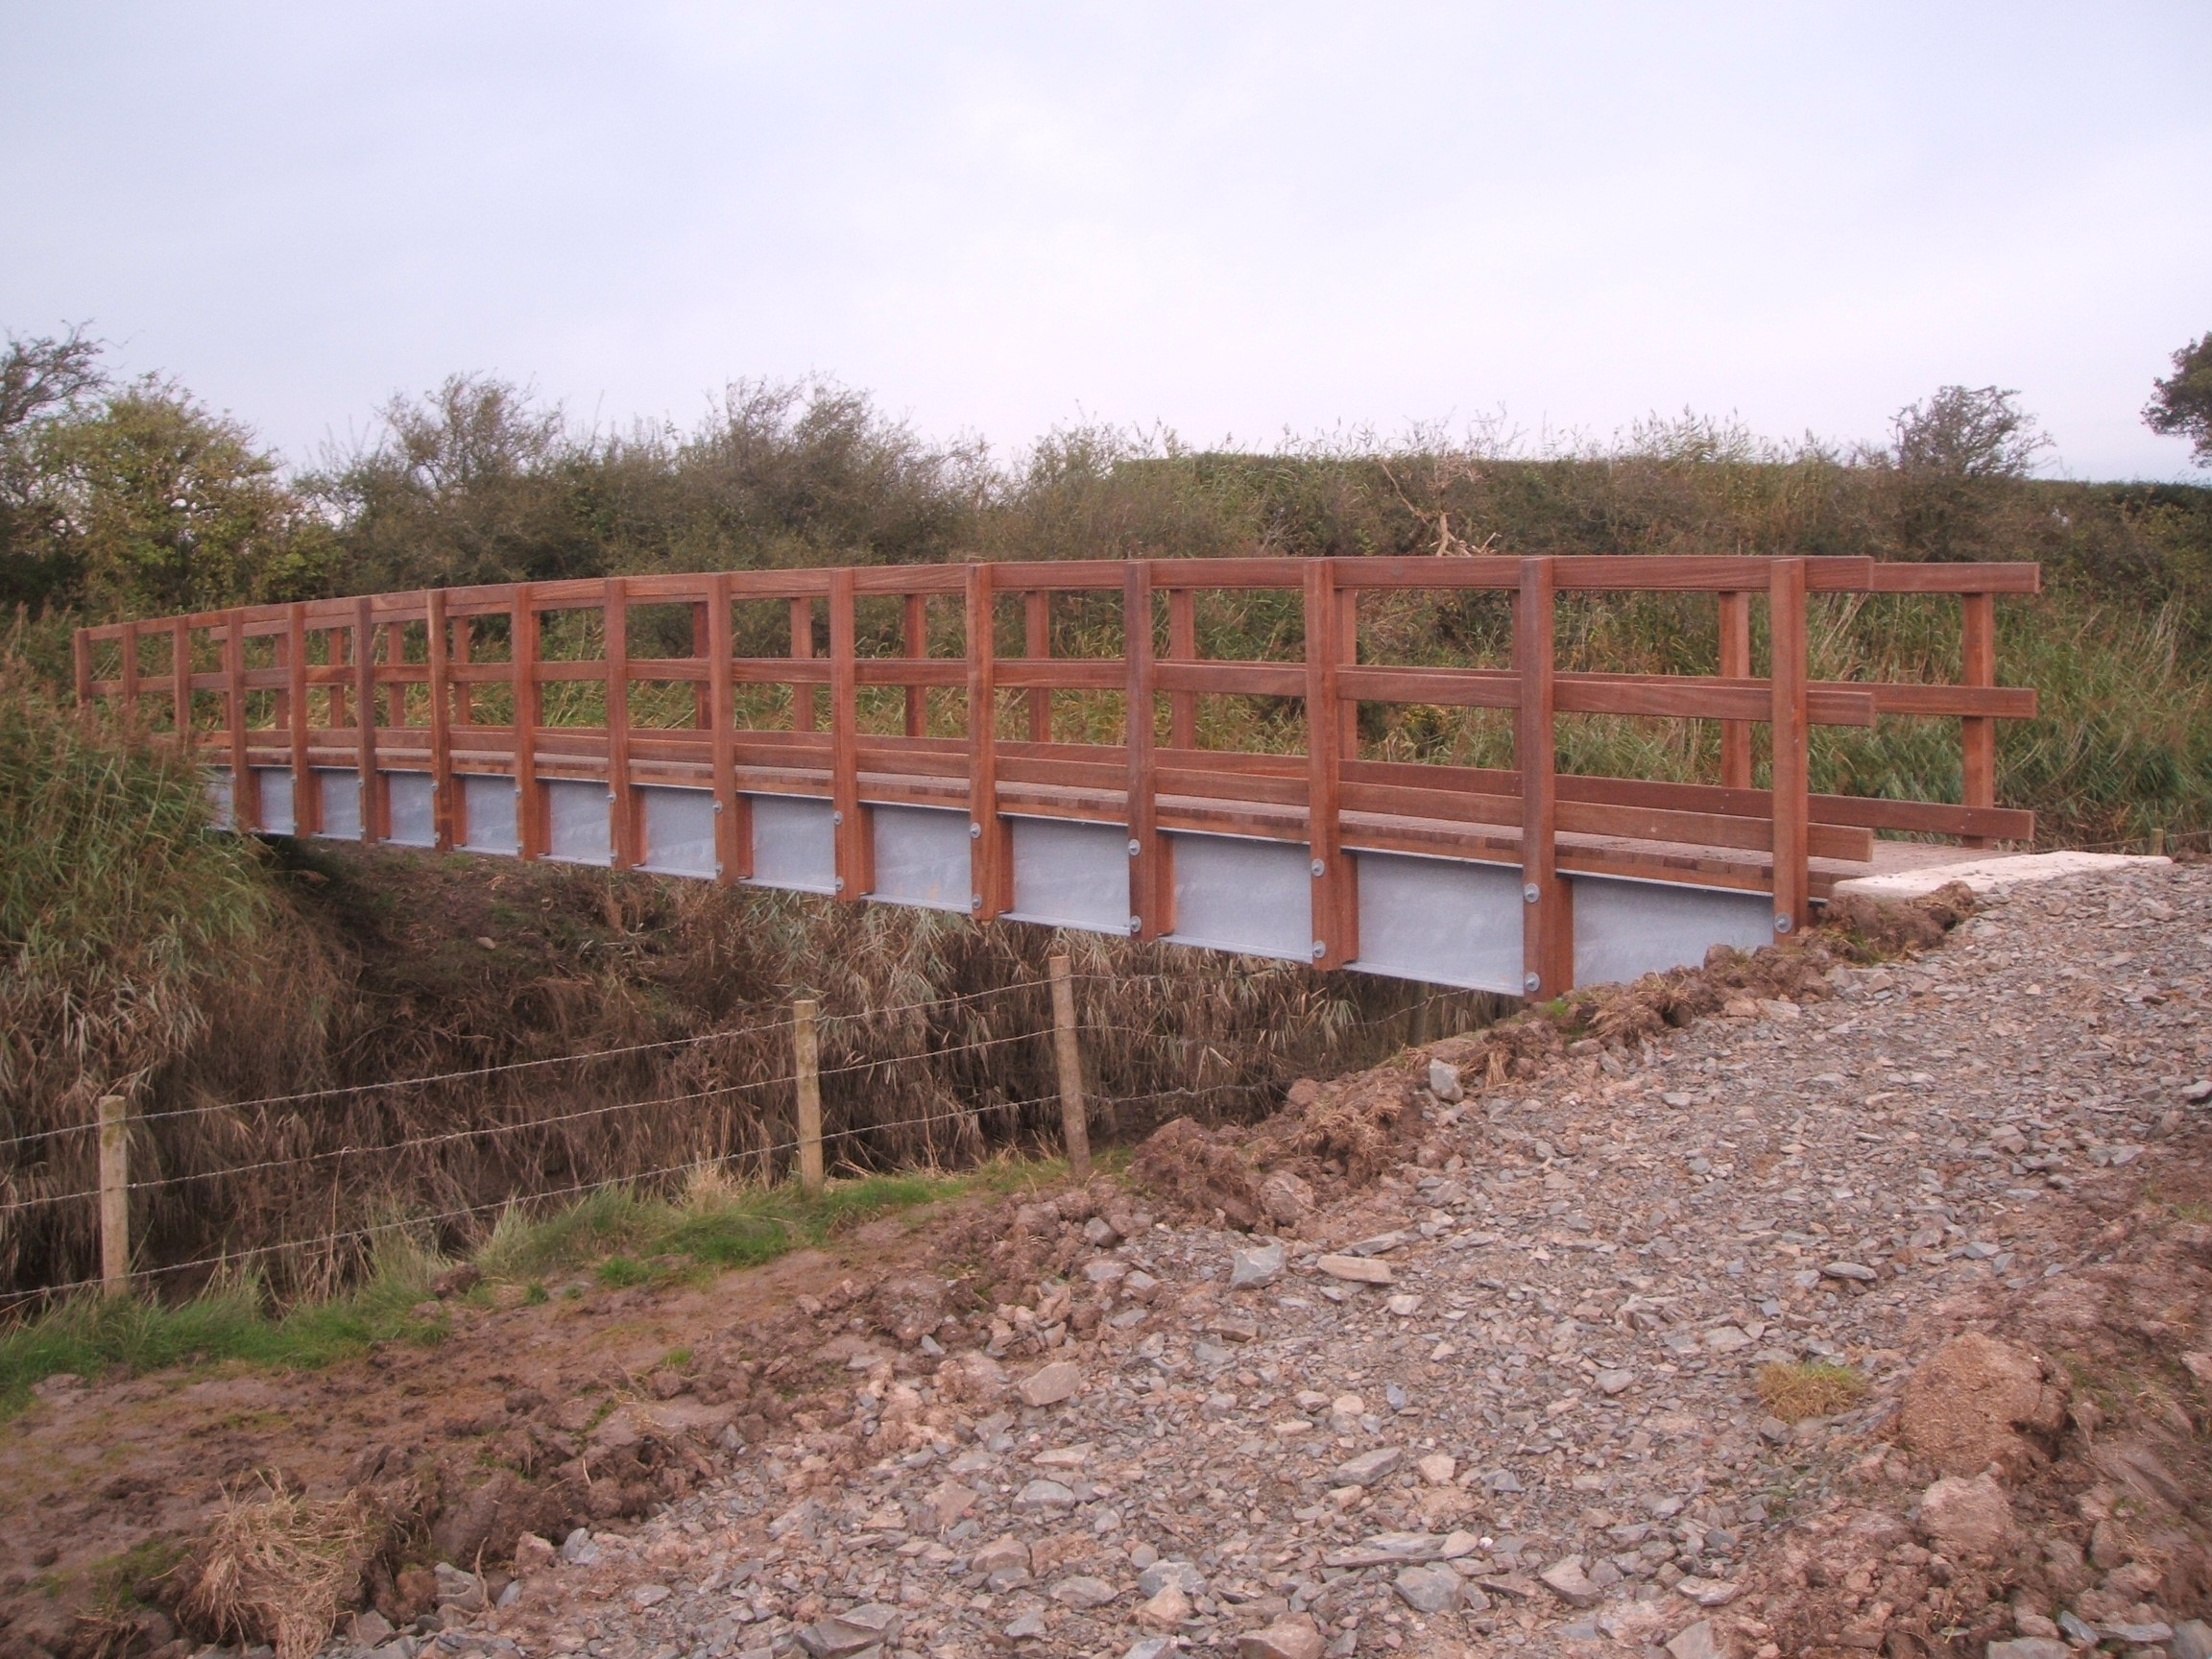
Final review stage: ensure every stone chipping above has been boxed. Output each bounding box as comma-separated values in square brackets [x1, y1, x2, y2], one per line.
[300, 862, 2212, 1659]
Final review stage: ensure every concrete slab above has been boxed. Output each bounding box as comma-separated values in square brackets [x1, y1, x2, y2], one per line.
[1832, 850, 2170, 901]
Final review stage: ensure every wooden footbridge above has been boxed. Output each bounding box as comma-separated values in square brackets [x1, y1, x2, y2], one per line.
[74, 555, 2037, 997]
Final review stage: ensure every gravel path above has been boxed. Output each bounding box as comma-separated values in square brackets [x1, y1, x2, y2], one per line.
[383, 861, 2211, 1659]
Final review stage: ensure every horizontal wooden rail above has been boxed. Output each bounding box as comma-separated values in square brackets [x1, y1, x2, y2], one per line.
[76, 553, 2039, 966]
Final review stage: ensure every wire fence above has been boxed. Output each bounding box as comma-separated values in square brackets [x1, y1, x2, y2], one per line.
[0, 963, 1501, 1310]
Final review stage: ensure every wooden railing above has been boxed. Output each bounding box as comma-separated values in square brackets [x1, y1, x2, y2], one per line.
[74, 553, 2037, 992]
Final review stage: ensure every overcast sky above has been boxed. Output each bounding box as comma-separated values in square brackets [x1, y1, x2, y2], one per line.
[3, 2, 2207, 480]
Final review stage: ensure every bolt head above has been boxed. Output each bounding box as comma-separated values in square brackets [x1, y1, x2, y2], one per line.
[1127, 839, 1142, 857]
[1773, 913, 1793, 934]
[970, 894, 983, 911]
[1127, 915, 1142, 934]
[1310, 941, 1326, 959]
[969, 822, 982, 839]
[1310, 859, 1327, 878]
[1523, 883, 1541, 903]
[833, 878, 845, 892]
[831, 809, 844, 826]
[1523, 972, 1542, 992]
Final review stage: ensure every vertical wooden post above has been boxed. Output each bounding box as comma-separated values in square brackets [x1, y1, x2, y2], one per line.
[902, 590, 928, 737]
[1166, 586, 1197, 750]
[353, 596, 378, 841]
[226, 612, 255, 831]
[1769, 557, 1811, 936]
[793, 998, 824, 1197]
[1960, 591, 1996, 850]
[1023, 587, 1051, 741]
[513, 586, 541, 858]
[1718, 589, 1753, 790]
[829, 569, 864, 900]
[287, 604, 312, 836]
[72, 627, 92, 709]
[1517, 558, 1571, 998]
[709, 573, 746, 882]
[1124, 562, 1164, 940]
[790, 595, 816, 732]
[171, 618, 191, 735]
[966, 563, 1007, 920]
[120, 620, 141, 725]
[451, 614, 474, 727]
[97, 1094, 129, 1292]
[690, 599, 712, 729]
[425, 590, 454, 850]
[1047, 953, 1090, 1180]
[1336, 587, 1360, 754]
[605, 578, 635, 869]
[1305, 559, 1353, 969]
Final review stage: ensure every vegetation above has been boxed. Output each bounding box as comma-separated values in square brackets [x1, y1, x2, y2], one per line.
[0, 1159, 1014, 1413]
[7, 326, 2212, 1304]
[2147, 332, 2212, 469]
[1756, 1358, 1871, 1423]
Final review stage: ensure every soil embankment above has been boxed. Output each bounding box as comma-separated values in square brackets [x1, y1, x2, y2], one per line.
[8, 863, 2212, 1659]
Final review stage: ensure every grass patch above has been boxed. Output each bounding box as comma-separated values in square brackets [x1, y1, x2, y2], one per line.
[0, 1240, 445, 1418]
[473, 1164, 977, 1286]
[1756, 1359, 1870, 1422]
[0, 1159, 1011, 1410]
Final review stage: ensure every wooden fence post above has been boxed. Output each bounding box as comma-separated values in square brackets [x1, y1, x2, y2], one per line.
[794, 998, 824, 1197]
[1047, 953, 1090, 1180]
[1518, 557, 1572, 998]
[97, 1094, 129, 1292]
[1960, 591, 1995, 850]
[1718, 589, 1753, 790]
[1769, 557, 1811, 936]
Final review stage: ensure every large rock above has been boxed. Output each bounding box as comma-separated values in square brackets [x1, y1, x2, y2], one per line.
[1257, 1170, 1314, 1224]
[1016, 1360, 1083, 1407]
[1237, 1615, 1325, 1659]
[1916, 1473, 2015, 1555]
[1665, 1619, 1731, 1659]
[1394, 1565, 1462, 1613]
[1231, 1241, 1286, 1288]
[2170, 1620, 2212, 1659]
[1898, 1334, 2066, 1478]
[796, 1604, 902, 1657]
[1985, 1642, 2071, 1659]
[1539, 1556, 1602, 1607]
[1332, 1447, 1403, 1487]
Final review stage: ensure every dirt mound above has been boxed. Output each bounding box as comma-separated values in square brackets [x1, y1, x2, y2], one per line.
[1898, 1333, 2069, 1479]
[1739, 1116, 2212, 1659]
[1129, 1116, 1262, 1229]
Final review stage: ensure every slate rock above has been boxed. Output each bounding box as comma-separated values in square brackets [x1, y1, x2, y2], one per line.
[1050, 1575, 1118, 1609]
[1231, 1241, 1286, 1289]
[1332, 1447, 1403, 1486]
[1666, 1619, 1727, 1659]
[1016, 1360, 1083, 1407]
[1236, 1616, 1326, 1659]
[1393, 1565, 1462, 1613]
[1538, 1556, 1602, 1607]
[2169, 1620, 2212, 1659]
[1984, 1643, 2071, 1659]
[1315, 1254, 1393, 1285]
[1138, 1559, 1206, 1598]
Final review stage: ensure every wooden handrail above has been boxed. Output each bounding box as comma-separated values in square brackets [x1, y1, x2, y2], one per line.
[74, 554, 2040, 922]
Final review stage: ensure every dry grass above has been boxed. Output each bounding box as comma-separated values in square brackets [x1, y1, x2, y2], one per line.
[1757, 1359, 1870, 1423]
[178, 1479, 383, 1659]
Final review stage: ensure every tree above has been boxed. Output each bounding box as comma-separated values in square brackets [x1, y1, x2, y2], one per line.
[2145, 333, 2212, 469]
[0, 326, 108, 612]
[1883, 385, 2052, 560]
[36, 378, 332, 617]
[1889, 385, 2050, 479]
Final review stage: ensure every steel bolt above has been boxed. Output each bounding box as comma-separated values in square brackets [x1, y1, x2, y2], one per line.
[831, 809, 844, 826]
[970, 894, 983, 911]
[970, 822, 982, 839]
[1310, 941, 1327, 959]
[1523, 972, 1542, 992]
[1127, 839, 1142, 857]
[1127, 915, 1142, 934]
[1773, 913, 1792, 934]
[1523, 883, 1541, 903]
[1310, 859, 1326, 878]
